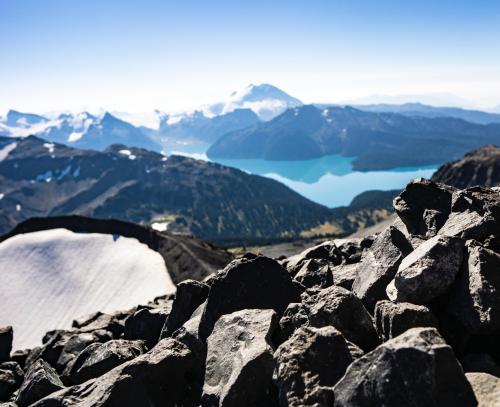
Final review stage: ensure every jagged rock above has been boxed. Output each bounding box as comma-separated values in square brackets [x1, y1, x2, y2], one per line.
[274, 326, 356, 407]
[25, 329, 113, 373]
[438, 187, 500, 241]
[124, 306, 171, 348]
[202, 309, 278, 407]
[445, 243, 500, 336]
[279, 303, 310, 339]
[199, 255, 300, 341]
[161, 280, 209, 338]
[330, 263, 359, 290]
[374, 300, 438, 341]
[71, 312, 124, 337]
[10, 349, 29, 370]
[16, 359, 64, 407]
[393, 178, 455, 236]
[466, 372, 500, 407]
[172, 303, 207, 366]
[0, 328, 13, 364]
[333, 327, 477, 407]
[284, 242, 343, 277]
[281, 286, 378, 352]
[461, 353, 500, 377]
[352, 226, 412, 310]
[62, 339, 146, 385]
[292, 259, 333, 289]
[31, 339, 201, 407]
[336, 238, 371, 264]
[0, 362, 23, 402]
[386, 235, 465, 304]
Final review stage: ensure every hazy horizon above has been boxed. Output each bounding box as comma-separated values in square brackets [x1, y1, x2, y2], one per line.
[1, 0, 500, 113]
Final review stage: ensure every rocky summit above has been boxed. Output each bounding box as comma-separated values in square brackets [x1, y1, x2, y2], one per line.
[1, 178, 500, 406]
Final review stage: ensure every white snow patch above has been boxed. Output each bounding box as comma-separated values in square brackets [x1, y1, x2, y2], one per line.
[119, 149, 131, 156]
[0, 193, 4, 200]
[0, 228, 175, 349]
[151, 222, 170, 232]
[43, 143, 55, 153]
[0, 142, 17, 161]
[68, 132, 83, 142]
[73, 167, 81, 177]
[15, 204, 21, 211]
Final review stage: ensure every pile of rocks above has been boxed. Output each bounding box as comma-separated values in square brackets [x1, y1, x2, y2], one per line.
[1, 179, 500, 406]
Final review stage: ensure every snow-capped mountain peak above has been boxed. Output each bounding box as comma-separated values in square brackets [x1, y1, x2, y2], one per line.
[206, 83, 303, 121]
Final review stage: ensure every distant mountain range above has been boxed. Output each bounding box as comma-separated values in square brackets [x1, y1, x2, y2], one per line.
[2, 84, 500, 172]
[207, 105, 500, 170]
[0, 135, 396, 245]
[0, 110, 161, 151]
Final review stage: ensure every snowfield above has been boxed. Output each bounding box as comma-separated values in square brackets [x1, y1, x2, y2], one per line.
[0, 228, 175, 350]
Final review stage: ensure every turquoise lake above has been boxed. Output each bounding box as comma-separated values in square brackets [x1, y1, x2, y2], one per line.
[169, 146, 437, 208]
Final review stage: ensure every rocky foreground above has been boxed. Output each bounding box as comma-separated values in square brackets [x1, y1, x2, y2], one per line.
[1, 179, 500, 406]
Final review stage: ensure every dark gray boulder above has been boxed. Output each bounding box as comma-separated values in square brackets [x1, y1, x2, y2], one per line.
[62, 339, 146, 385]
[160, 279, 209, 338]
[439, 187, 500, 241]
[0, 328, 13, 364]
[0, 362, 23, 402]
[466, 372, 500, 406]
[202, 309, 278, 407]
[284, 242, 343, 277]
[199, 255, 300, 341]
[374, 300, 438, 341]
[333, 327, 477, 407]
[25, 329, 114, 373]
[387, 235, 465, 304]
[16, 359, 64, 407]
[292, 258, 333, 289]
[274, 326, 356, 407]
[281, 286, 379, 352]
[352, 226, 413, 310]
[393, 178, 455, 237]
[124, 306, 170, 348]
[330, 263, 359, 290]
[446, 243, 500, 336]
[31, 338, 201, 407]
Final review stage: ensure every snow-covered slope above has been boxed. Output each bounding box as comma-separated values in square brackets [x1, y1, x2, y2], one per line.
[0, 228, 175, 349]
[205, 83, 303, 121]
[0, 110, 161, 151]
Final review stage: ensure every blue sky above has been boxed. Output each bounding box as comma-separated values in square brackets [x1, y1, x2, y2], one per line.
[1, 0, 500, 113]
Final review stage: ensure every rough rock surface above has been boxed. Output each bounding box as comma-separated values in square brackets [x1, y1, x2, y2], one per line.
[393, 178, 455, 236]
[374, 300, 438, 341]
[446, 243, 500, 336]
[62, 339, 146, 385]
[386, 235, 464, 303]
[333, 328, 477, 407]
[352, 226, 412, 310]
[281, 286, 379, 352]
[466, 372, 500, 407]
[199, 255, 300, 341]
[274, 326, 356, 407]
[31, 339, 201, 407]
[202, 309, 278, 407]
[0, 362, 23, 402]
[124, 306, 170, 348]
[16, 359, 64, 407]
[161, 280, 209, 337]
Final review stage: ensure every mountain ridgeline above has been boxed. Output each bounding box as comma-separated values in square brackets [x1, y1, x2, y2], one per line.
[207, 105, 500, 170]
[0, 136, 395, 245]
